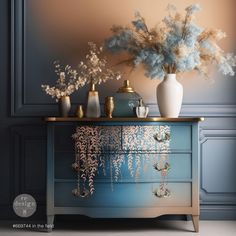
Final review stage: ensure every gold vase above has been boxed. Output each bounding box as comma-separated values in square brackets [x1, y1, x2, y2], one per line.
[75, 105, 84, 118]
[104, 96, 114, 118]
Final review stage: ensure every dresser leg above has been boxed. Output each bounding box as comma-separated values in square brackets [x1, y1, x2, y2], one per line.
[192, 215, 199, 232]
[46, 215, 54, 232]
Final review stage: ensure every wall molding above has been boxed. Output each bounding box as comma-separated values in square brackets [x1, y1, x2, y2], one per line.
[150, 104, 236, 118]
[10, 125, 46, 206]
[11, 0, 236, 117]
[200, 205, 236, 220]
[200, 128, 236, 143]
[200, 128, 236, 204]
[11, 102, 236, 118]
[11, 0, 24, 116]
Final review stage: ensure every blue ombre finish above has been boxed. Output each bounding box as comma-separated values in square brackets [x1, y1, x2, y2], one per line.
[55, 183, 191, 207]
[122, 125, 191, 150]
[46, 119, 200, 231]
[55, 153, 192, 180]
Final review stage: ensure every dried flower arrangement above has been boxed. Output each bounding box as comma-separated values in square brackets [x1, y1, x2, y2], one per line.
[105, 4, 236, 79]
[78, 42, 122, 85]
[41, 42, 121, 102]
[41, 61, 86, 101]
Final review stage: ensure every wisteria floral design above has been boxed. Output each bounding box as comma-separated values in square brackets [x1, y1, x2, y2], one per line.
[72, 126, 122, 196]
[72, 125, 172, 197]
[72, 126, 101, 197]
[105, 4, 236, 79]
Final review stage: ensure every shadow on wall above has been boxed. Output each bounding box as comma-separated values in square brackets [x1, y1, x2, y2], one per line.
[25, 0, 236, 105]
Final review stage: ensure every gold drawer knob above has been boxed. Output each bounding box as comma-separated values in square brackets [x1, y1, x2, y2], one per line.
[72, 188, 89, 198]
[153, 162, 171, 172]
[72, 162, 79, 171]
[153, 131, 170, 142]
[153, 187, 171, 198]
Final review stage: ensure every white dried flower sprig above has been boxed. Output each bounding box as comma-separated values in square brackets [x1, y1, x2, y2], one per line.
[41, 61, 86, 102]
[78, 42, 122, 85]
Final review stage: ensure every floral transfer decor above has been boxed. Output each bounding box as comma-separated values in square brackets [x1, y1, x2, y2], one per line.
[122, 125, 171, 152]
[72, 125, 171, 197]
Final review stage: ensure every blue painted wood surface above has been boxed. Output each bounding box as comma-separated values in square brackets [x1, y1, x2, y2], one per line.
[55, 153, 192, 181]
[54, 182, 192, 208]
[46, 120, 199, 226]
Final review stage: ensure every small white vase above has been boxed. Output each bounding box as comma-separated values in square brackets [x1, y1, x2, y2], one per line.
[156, 74, 183, 118]
[136, 106, 149, 118]
[135, 98, 149, 118]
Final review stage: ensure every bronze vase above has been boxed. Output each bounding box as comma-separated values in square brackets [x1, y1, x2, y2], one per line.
[59, 96, 71, 117]
[75, 105, 84, 118]
[104, 96, 114, 118]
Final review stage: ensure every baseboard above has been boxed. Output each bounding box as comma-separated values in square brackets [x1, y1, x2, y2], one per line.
[0, 206, 15, 220]
[1, 205, 236, 220]
[200, 205, 236, 220]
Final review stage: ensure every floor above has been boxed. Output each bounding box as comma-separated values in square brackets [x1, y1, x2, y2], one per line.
[0, 219, 235, 236]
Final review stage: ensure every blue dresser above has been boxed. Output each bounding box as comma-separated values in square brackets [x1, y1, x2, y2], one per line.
[45, 117, 203, 232]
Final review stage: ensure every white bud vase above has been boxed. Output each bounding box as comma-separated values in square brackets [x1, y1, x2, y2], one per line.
[156, 74, 183, 118]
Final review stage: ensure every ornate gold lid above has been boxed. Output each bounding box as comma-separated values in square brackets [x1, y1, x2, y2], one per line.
[117, 80, 134, 93]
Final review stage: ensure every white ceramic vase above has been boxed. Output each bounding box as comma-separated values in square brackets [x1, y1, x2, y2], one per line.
[156, 74, 183, 118]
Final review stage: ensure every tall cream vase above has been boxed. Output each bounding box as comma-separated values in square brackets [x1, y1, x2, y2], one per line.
[156, 74, 183, 118]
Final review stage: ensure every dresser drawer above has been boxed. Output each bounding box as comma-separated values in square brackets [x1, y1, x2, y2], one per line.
[122, 125, 191, 151]
[55, 153, 192, 181]
[54, 182, 191, 207]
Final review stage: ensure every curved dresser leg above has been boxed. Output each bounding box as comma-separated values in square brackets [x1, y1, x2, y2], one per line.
[192, 215, 199, 232]
[47, 215, 54, 232]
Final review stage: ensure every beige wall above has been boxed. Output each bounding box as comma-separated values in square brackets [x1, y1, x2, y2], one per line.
[28, 0, 236, 104]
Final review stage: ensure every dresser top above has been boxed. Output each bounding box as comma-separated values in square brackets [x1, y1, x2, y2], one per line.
[44, 117, 204, 122]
